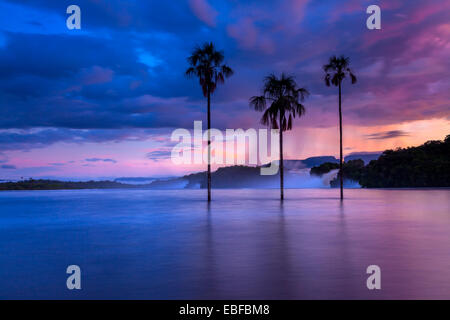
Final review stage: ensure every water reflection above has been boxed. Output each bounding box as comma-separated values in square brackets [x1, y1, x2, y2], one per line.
[0, 188, 449, 299]
[203, 200, 218, 298]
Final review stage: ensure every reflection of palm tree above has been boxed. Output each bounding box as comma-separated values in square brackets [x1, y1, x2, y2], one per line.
[186, 42, 234, 201]
[323, 56, 357, 200]
[250, 73, 309, 200]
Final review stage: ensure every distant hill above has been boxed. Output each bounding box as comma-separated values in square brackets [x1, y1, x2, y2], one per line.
[114, 177, 156, 184]
[0, 179, 134, 191]
[148, 156, 339, 189]
[344, 152, 381, 164]
[113, 156, 341, 190]
[114, 177, 174, 185]
[148, 166, 281, 189]
[281, 156, 338, 170]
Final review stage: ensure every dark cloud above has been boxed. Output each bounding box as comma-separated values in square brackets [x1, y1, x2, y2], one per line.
[146, 150, 172, 160]
[3, 0, 205, 34]
[0, 128, 159, 151]
[366, 130, 410, 140]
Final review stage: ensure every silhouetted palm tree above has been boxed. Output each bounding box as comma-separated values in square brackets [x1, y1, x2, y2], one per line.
[186, 42, 233, 201]
[250, 73, 309, 200]
[323, 55, 357, 200]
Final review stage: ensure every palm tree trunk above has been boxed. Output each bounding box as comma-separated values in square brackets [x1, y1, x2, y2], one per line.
[207, 89, 212, 202]
[338, 81, 343, 200]
[279, 114, 284, 201]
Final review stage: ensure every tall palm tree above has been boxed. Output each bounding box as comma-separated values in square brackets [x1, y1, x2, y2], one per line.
[250, 73, 309, 200]
[186, 42, 233, 201]
[323, 55, 357, 200]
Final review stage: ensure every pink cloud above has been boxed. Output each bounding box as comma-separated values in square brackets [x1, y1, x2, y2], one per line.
[228, 18, 257, 48]
[327, 0, 362, 23]
[227, 17, 275, 54]
[226, 0, 311, 54]
[285, 0, 310, 25]
[188, 0, 218, 27]
[79, 66, 114, 85]
[362, 2, 450, 49]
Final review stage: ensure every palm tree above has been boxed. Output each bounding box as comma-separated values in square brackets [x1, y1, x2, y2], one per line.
[323, 55, 357, 200]
[250, 73, 309, 200]
[186, 42, 233, 201]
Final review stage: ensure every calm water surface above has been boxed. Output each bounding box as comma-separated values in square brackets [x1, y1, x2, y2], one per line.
[0, 189, 449, 299]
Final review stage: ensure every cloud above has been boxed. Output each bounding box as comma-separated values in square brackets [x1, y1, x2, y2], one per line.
[146, 149, 172, 160]
[85, 158, 118, 164]
[0, 128, 159, 152]
[188, 0, 218, 27]
[2, 0, 204, 34]
[1, 164, 17, 169]
[0, 0, 448, 156]
[365, 130, 410, 140]
[79, 66, 114, 85]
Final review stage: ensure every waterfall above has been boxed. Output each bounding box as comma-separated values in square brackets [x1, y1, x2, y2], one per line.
[321, 169, 339, 187]
[283, 168, 338, 188]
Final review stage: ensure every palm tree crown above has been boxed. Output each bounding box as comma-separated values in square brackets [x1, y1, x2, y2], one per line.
[185, 42, 234, 97]
[323, 55, 357, 87]
[250, 73, 309, 131]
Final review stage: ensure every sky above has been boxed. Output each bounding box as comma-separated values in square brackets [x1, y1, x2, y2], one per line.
[0, 0, 449, 179]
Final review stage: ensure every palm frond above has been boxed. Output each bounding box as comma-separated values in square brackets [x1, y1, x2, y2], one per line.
[297, 87, 310, 101]
[296, 102, 306, 117]
[324, 73, 331, 86]
[222, 65, 234, 77]
[349, 69, 357, 84]
[261, 108, 272, 127]
[185, 67, 196, 77]
[249, 95, 266, 111]
[287, 114, 292, 130]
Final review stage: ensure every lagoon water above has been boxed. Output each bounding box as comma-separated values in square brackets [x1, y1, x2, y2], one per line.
[0, 188, 449, 299]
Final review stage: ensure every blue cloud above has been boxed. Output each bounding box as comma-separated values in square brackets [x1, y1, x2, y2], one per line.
[1, 164, 16, 169]
[85, 158, 118, 164]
